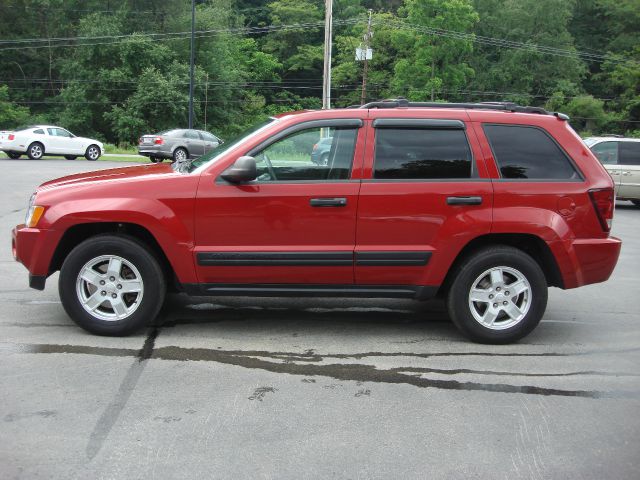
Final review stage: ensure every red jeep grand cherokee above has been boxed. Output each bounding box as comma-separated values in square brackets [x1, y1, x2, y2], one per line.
[12, 100, 621, 343]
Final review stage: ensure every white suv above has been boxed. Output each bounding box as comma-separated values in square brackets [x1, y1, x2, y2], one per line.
[0, 125, 103, 161]
[585, 136, 640, 207]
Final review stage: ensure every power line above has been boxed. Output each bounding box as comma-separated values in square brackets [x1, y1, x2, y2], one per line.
[386, 19, 637, 66]
[0, 19, 362, 51]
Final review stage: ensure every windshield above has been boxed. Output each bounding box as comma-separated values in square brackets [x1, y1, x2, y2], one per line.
[184, 118, 276, 173]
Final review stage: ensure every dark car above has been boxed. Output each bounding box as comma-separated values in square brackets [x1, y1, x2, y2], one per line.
[311, 136, 333, 165]
[12, 99, 621, 343]
[138, 129, 221, 163]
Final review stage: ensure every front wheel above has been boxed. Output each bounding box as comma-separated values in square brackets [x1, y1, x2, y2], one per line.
[631, 200, 640, 208]
[85, 144, 101, 161]
[446, 246, 548, 344]
[149, 156, 160, 163]
[59, 235, 166, 336]
[6, 152, 21, 159]
[65, 155, 77, 160]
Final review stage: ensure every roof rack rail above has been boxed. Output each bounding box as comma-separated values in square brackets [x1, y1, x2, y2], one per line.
[357, 98, 569, 120]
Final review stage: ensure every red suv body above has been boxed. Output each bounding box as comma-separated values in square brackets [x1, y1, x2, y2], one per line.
[12, 101, 621, 343]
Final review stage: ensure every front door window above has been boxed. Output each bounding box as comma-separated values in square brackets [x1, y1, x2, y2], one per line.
[253, 126, 358, 182]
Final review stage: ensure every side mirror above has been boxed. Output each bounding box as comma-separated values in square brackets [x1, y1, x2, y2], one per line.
[220, 156, 257, 183]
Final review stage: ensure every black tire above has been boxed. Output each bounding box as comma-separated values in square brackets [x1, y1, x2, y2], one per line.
[149, 156, 160, 163]
[27, 142, 44, 160]
[446, 246, 548, 344]
[6, 152, 21, 159]
[173, 147, 188, 163]
[85, 144, 101, 161]
[64, 155, 77, 160]
[59, 235, 166, 336]
[631, 200, 640, 208]
[319, 152, 329, 166]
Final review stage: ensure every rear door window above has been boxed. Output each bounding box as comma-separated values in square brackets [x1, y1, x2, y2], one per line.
[619, 142, 640, 166]
[483, 124, 580, 180]
[373, 128, 473, 179]
[184, 130, 200, 140]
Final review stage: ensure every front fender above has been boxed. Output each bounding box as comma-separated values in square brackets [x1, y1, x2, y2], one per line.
[44, 197, 197, 283]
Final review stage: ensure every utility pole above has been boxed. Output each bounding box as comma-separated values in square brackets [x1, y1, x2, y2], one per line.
[322, 0, 333, 110]
[204, 73, 208, 131]
[188, 0, 195, 129]
[360, 9, 373, 106]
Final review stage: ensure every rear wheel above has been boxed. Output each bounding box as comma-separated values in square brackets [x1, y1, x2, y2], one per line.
[59, 235, 166, 336]
[27, 142, 44, 160]
[85, 144, 101, 161]
[6, 152, 21, 159]
[173, 147, 188, 163]
[65, 155, 77, 160]
[446, 246, 547, 344]
[631, 200, 640, 208]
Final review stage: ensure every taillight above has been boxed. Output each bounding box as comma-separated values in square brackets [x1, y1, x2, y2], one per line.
[138, 137, 143, 145]
[312, 143, 318, 152]
[588, 188, 614, 232]
[8, 134, 15, 140]
[154, 136, 163, 145]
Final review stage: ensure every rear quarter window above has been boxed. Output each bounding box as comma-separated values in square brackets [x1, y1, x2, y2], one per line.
[483, 124, 580, 180]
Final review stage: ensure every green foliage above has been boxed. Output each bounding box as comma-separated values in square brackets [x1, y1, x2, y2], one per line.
[0, 85, 29, 129]
[0, 0, 637, 138]
[391, 0, 479, 101]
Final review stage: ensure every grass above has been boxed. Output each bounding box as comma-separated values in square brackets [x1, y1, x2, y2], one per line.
[103, 143, 138, 155]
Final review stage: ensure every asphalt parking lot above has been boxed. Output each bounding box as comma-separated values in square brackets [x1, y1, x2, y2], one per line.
[1, 159, 639, 479]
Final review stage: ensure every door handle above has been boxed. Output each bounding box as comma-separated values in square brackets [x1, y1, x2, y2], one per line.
[446, 196, 483, 206]
[310, 197, 347, 207]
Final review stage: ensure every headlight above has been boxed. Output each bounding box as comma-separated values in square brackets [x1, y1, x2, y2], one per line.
[25, 193, 45, 228]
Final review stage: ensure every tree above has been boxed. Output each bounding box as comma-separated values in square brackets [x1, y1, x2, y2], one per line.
[470, 0, 585, 105]
[390, 0, 479, 101]
[0, 85, 30, 129]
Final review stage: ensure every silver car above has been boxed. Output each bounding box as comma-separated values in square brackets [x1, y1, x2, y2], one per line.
[585, 136, 640, 207]
[138, 129, 221, 163]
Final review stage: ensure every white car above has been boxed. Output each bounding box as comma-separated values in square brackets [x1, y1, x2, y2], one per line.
[585, 136, 640, 207]
[0, 125, 104, 161]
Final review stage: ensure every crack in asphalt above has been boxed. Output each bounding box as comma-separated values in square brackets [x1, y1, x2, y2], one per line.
[85, 325, 159, 460]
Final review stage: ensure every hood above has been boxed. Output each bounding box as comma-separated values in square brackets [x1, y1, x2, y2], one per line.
[38, 163, 176, 191]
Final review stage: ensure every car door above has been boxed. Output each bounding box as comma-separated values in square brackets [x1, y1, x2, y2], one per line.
[618, 141, 640, 200]
[193, 119, 364, 286]
[591, 141, 622, 195]
[184, 130, 204, 157]
[45, 128, 64, 153]
[355, 114, 493, 289]
[200, 131, 220, 154]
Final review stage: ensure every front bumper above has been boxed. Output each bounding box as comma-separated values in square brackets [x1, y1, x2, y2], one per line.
[12, 224, 58, 290]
